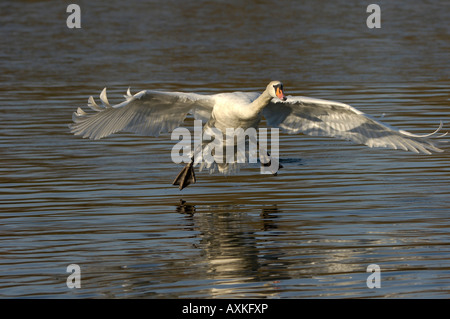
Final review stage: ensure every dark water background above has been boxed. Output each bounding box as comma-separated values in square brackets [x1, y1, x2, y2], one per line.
[1, 0, 449, 298]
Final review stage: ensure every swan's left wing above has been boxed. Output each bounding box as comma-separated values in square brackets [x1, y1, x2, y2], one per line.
[263, 96, 446, 154]
[70, 88, 214, 140]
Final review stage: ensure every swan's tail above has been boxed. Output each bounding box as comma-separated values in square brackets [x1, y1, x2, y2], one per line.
[173, 161, 196, 190]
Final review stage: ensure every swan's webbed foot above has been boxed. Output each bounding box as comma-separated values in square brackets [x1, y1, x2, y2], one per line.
[173, 161, 196, 190]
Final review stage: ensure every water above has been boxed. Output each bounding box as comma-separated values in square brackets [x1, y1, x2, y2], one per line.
[1, 0, 449, 298]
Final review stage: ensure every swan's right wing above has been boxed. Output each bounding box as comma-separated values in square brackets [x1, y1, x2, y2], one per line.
[70, 88, 214, 140]
[263, 96, 446, 154]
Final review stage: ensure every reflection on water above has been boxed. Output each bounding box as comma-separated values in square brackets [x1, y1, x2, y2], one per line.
[177, 205, 288, 298]
[1, 0, 450, 298]
[183, 205, 287, 298]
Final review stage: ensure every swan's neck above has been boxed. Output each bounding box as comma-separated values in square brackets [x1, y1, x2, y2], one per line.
[249, 90, 272, 114]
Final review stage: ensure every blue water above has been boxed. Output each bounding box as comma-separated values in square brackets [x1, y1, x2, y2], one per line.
[0, 0, 449, 298]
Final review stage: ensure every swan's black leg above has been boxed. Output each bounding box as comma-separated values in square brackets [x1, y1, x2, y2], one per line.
[261, 150, 283, 175]
[172, 160, 196, 190]
[262, 160, 283, 176]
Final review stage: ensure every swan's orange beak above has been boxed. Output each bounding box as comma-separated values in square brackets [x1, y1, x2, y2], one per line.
[276, 87, 286, 101]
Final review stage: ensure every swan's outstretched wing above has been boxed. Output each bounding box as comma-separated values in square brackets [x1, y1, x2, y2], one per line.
[263, 96, 446, 154]
[70, 88, 214, 140]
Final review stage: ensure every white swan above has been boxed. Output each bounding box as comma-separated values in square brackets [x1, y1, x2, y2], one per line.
[70, 81, 446, 189]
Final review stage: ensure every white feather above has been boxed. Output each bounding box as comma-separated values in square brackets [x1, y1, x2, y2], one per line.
[87, 96, 102, 111]
[99, 87, 112, 108]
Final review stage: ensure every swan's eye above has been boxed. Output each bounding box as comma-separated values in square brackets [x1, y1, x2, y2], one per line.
[273, 84, 283, 90]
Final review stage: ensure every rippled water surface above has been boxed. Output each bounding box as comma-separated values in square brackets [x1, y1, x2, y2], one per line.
[1, 0, 450, 298]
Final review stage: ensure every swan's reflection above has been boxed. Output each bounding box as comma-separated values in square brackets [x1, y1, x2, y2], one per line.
[80, 201, 375, 298]
[176, 201, 289, 298]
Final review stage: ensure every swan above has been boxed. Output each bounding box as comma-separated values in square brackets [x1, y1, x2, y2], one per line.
[70, 81, 446, 190]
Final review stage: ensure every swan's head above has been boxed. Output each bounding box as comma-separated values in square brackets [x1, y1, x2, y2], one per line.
[267, 81, 286, 101]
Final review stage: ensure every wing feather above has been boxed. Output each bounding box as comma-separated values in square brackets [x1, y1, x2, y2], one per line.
[70, 88, 214, 140]
[263, 96, 445, 154]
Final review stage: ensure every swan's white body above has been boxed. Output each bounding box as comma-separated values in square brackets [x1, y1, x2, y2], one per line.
[70, 81, 446, 188]
[209, 92, 262, 131]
